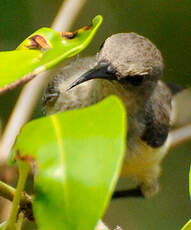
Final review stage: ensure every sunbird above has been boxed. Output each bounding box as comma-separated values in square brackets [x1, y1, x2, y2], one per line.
[43, 32, 180, 198]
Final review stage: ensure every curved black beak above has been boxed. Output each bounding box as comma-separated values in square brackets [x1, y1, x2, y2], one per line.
[67, 61, 116, 91]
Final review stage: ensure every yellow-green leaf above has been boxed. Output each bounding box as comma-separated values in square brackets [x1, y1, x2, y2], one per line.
[0, 15, 102, 94]
[11, 96, 126, 230]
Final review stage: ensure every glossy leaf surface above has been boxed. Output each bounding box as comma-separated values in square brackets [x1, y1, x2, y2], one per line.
[11, 96, 126, 230]
[0, 15, 102, 94]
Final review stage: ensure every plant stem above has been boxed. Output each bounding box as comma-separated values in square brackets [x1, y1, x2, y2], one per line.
[0, 179, 33, 221]
[0, 180, 15, 201]
[5, 161, 29, 230]
[15, 212, 24, 230]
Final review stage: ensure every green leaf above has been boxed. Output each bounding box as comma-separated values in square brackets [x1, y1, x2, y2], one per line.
[0, 50, 42, 87]
[0, 15, 103, 94]
[11, 96, 126, 230]
[181, 220, 191, 230]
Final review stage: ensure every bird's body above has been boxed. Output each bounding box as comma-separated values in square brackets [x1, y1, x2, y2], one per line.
[43, 33, 174, 198]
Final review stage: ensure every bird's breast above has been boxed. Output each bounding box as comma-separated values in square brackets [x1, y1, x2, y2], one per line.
[121, 135, 170, 181]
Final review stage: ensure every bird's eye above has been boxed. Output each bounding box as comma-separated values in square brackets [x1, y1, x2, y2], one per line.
[120, 75, 146, 86]
[128, 75, 145, 86]
[106, 64, 116, 74]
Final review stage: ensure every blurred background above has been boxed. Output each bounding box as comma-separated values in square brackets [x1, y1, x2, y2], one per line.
[0, 0, 190, 229]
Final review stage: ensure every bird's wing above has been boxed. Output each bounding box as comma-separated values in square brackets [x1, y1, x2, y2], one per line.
[141, 81, 172, 148]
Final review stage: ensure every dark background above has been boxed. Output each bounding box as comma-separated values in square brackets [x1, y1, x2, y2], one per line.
[0, 0, 190, 229]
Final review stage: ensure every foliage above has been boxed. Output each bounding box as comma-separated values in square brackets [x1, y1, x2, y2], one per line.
[0, 1, 190, 228]
[10, 96, 126, 230]
[0, 15, 102, 94]
[0, 14, 127, 230]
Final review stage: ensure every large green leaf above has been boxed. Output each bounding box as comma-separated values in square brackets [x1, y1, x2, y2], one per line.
[11, 96, 126, 230]
[0, 15, 102, 94]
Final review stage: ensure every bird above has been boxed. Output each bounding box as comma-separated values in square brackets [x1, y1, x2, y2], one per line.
[43, 32, 175, 199]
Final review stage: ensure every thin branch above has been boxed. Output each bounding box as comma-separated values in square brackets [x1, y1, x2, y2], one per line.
[0, 0, 88, 162]
[53, 0, 88, 31]
[15, 212, 24, 230]
[169, 124, 191, 147]
[5, 162, 30, 230]
[0, 179, 33, 221]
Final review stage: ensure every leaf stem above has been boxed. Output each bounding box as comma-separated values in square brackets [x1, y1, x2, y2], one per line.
[15, 212, 24, 230]
[0, 180, 15, 201]
[5, 161, 29, 230]
[0, 177, 33, 221]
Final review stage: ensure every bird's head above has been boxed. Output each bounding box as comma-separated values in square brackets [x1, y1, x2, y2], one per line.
[68, 33, 164, 90]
